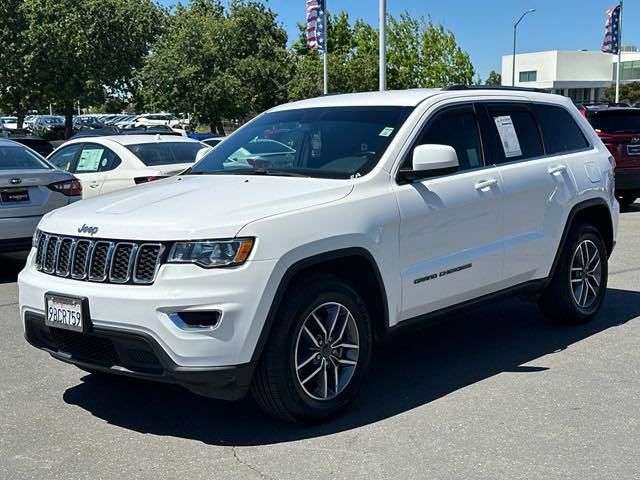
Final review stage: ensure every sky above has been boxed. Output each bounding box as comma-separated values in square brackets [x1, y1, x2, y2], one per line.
[158, 0, 638, 81]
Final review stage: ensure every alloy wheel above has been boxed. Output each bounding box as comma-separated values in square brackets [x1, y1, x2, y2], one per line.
[569, 239, 602, 309]
[294, 302, 360, 401]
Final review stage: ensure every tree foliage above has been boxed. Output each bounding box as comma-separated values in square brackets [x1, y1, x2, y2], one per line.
[22, 0, 164, 137]
[141, 0, 291, 133]
[604, 82, 640, 105]
[289, 11, 475, 99]
[485, 70, 502, 86]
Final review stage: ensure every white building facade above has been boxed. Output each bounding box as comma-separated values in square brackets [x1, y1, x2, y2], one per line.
[502, 48, 640, 102]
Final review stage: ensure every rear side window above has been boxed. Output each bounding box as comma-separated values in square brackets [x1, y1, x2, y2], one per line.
[586, 110, 640, 133]
[0, 145, 50, 170]
[533, 104, 589, 154]
[75, 144, 121, 173]
[126, 142, 205, 166]
[483, 103, 544, 164]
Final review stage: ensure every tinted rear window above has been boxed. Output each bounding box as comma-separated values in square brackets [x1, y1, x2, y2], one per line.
[587, 110, 640, 133]
[533, 104, 589, 154]
[126, 142, 205, 166]
[0, 145, 50, 170]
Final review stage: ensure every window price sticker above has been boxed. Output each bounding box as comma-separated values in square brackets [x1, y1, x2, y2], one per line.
[493, 116, 522, 158]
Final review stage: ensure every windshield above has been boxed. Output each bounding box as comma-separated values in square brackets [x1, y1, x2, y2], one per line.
[190, 106, 413, 179]
[0, 145, 50, 170]
[41, 117, 63, 125]
[126, 142, 206, 166]
[587, 110, 640, 133]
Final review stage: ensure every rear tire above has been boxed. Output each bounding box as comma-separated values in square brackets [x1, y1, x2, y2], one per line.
[251, 274, 373, 423]
[539, 223, 608, 324]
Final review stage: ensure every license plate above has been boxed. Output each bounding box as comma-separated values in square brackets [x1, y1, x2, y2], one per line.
[0, 189, 29, 203]
[627, 145, 640, 156]
[45, 294, 85, 332]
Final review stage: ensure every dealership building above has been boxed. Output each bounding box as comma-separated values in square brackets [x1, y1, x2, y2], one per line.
[502, 46, 640, 102]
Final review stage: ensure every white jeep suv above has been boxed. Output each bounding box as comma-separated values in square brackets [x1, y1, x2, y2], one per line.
[19, 87, 619, 423]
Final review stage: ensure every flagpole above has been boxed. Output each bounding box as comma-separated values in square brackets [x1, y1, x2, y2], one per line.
[379, 0, 386, 91]
[616, 0, 623, 103]
[323, 0, 328, 95]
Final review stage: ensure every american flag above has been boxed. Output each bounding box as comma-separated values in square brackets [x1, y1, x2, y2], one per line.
[306, 0, 326, 52]
[602, 4, 621, 54]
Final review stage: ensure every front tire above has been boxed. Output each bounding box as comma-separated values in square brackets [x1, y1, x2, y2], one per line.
[539, 223, 608, 324]
[251, 274, 373, 423]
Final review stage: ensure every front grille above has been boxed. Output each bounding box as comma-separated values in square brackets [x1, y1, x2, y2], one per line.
[35, 232, 164, 285]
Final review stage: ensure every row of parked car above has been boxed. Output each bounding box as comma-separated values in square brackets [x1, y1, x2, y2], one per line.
[0, 112, 191, 141]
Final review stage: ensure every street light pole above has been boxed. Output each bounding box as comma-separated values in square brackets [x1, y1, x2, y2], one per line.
[512, 8, 536, 87]
[379, 0, 386, 91]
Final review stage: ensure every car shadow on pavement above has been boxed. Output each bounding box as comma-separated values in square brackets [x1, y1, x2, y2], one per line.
[0, 252, 28, 284]
[63, 287, 640, 446]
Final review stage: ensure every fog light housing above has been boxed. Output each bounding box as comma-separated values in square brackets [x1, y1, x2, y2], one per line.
[170, 311, 221, 330]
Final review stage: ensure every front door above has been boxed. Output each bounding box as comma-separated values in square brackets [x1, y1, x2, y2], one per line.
[394, 103, 505, 321]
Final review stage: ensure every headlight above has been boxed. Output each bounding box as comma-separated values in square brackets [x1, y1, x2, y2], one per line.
[167, 238, 254, 268]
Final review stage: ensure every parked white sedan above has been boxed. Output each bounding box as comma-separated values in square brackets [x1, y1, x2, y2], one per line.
[46, 135, 210, 198]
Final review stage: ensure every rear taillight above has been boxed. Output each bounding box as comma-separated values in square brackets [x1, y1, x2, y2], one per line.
[48, 179, 82, 196]
[134, 176, 165, 184]
[608, 155, 617, 168]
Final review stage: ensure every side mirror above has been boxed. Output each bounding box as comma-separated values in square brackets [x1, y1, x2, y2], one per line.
[399, 144, 459, 184]
[195, 146, 213, 162]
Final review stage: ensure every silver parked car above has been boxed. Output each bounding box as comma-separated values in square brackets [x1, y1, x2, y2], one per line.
[0, 139, 82, 252]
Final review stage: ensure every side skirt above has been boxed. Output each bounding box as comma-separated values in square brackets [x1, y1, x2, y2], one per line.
[385, 278, 548, 340]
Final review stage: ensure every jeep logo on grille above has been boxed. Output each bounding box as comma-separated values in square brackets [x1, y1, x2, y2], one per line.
[78, 224, 99, 236]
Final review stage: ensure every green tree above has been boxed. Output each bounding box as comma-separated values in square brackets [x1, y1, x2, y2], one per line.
[604, 82, 640, 104]
[289, 11, 475, 99]
[0, 0, 41, 127]
[485, 70, 502, 86]
[141, 0, 290, 134]
[23, 0, 164, 137]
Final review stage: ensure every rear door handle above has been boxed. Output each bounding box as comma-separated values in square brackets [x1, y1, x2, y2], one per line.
[548, 164, 567, 175]
[475, 178, 498, 190]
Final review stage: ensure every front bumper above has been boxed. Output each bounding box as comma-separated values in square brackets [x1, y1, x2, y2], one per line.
[19, 250, 281, 368]
[24, 312, 255, 400]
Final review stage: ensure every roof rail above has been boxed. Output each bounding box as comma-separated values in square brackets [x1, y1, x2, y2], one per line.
[443, 85, 549, 94]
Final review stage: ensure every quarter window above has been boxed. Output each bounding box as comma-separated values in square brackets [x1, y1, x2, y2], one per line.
[406, 105, 483, 172]
[533, 104, 589, 154]
[484, 104, 544, 164]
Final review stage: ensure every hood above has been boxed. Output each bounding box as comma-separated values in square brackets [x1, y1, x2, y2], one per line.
[39, 175, 353, 240]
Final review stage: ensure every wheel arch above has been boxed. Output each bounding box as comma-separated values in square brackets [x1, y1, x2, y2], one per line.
[550, 198, 614, 278]
[250, 247, 389, 362]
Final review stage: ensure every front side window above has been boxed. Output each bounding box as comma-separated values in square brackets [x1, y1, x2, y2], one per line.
[484, 103, 544, 163]
[0, 145, 50, 170]
[533, 104, 589, 154]
[405, 105, 483, 172]
[190, 106, 413, 179]
[48, 144, 82, 171]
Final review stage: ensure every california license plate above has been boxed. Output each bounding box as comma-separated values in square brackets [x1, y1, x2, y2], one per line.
[45, 294, 85, 332]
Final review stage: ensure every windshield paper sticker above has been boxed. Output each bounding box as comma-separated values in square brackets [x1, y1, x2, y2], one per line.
[379, 127, 394, 137]
[493, 116, 522, 158]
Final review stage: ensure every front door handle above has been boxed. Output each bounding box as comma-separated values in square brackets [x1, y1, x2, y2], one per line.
[548, 164, 567, 175]
[475, 178, 498, 190]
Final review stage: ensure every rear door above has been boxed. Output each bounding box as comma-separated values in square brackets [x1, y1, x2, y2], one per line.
[72, 143, 120, 198]
[478, 101, 581, 283]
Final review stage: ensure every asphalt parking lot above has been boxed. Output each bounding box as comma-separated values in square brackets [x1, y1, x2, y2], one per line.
[1, 210, 639, 480]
